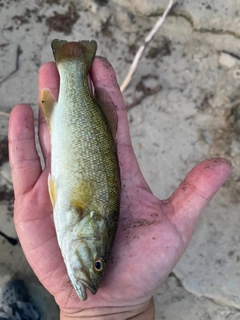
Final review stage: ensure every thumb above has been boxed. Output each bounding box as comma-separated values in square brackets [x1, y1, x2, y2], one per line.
[167, 158, 232, 246]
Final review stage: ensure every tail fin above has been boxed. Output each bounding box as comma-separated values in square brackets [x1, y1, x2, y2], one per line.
[51, 39, 97, 71]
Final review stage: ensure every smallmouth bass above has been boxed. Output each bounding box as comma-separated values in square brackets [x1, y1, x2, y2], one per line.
[41, 39, 120, 300]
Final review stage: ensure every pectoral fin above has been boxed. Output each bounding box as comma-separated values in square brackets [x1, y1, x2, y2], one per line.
[48, 174, 56, 208]
[70, 180, 95, 214]
[95, 87, 118, 138]
[41, 88, 56, 129]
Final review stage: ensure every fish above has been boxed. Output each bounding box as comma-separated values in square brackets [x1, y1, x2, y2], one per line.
[40, 39, 120, 301]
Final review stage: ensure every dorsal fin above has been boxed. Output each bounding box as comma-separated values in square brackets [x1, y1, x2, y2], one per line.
[95, 87, 118, 138]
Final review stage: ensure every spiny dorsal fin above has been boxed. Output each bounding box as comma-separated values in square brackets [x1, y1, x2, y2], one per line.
[95, 87, 118, 138]
[51, 39, 97, 72]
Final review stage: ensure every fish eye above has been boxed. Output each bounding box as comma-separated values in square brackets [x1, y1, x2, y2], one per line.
[94, 257, 105, 273]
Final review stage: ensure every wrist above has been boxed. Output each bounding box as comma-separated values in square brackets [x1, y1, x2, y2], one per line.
[60, 298, 154, 320]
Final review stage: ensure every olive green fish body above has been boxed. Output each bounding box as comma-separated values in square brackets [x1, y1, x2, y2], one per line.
[41, 40, 120, 300]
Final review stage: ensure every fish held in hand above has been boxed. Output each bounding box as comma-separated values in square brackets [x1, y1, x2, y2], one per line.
[40, 39, 120, 301]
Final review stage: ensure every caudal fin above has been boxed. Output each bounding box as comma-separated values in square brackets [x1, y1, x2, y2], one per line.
[51, 39, 97, 71]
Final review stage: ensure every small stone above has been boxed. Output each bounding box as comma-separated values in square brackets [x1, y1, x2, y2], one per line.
[218, 52, 238, 68]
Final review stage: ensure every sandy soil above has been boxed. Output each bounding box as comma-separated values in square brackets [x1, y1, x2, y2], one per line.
[0, 1, 240, 319]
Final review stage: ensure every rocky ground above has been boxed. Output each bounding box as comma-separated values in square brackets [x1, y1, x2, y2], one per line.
[0, 0, 240, 319]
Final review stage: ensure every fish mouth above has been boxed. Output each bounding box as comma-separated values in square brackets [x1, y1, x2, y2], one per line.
[75, 281, 87, 301]
[74, 279, 97, 301]
[79, 279, 97, 295]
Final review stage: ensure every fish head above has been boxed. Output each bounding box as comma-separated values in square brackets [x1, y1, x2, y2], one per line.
[65, 244, 106, 300]
[61, 209, 113, 300]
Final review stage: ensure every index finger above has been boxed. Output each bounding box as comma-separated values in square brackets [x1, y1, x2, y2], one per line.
[8, 104, 41, 198]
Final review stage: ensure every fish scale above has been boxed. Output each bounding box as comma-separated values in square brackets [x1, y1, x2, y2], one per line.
[41, 39, 120, 300]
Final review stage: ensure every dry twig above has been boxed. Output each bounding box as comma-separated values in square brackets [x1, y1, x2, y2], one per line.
[120, 0, 175, 92]
[0, 111, 10, 117]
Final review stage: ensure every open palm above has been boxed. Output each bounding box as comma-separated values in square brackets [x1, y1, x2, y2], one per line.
[8, 58, 231, 317]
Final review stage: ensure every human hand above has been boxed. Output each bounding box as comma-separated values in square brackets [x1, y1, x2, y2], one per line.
[8, 58, 231, 319]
